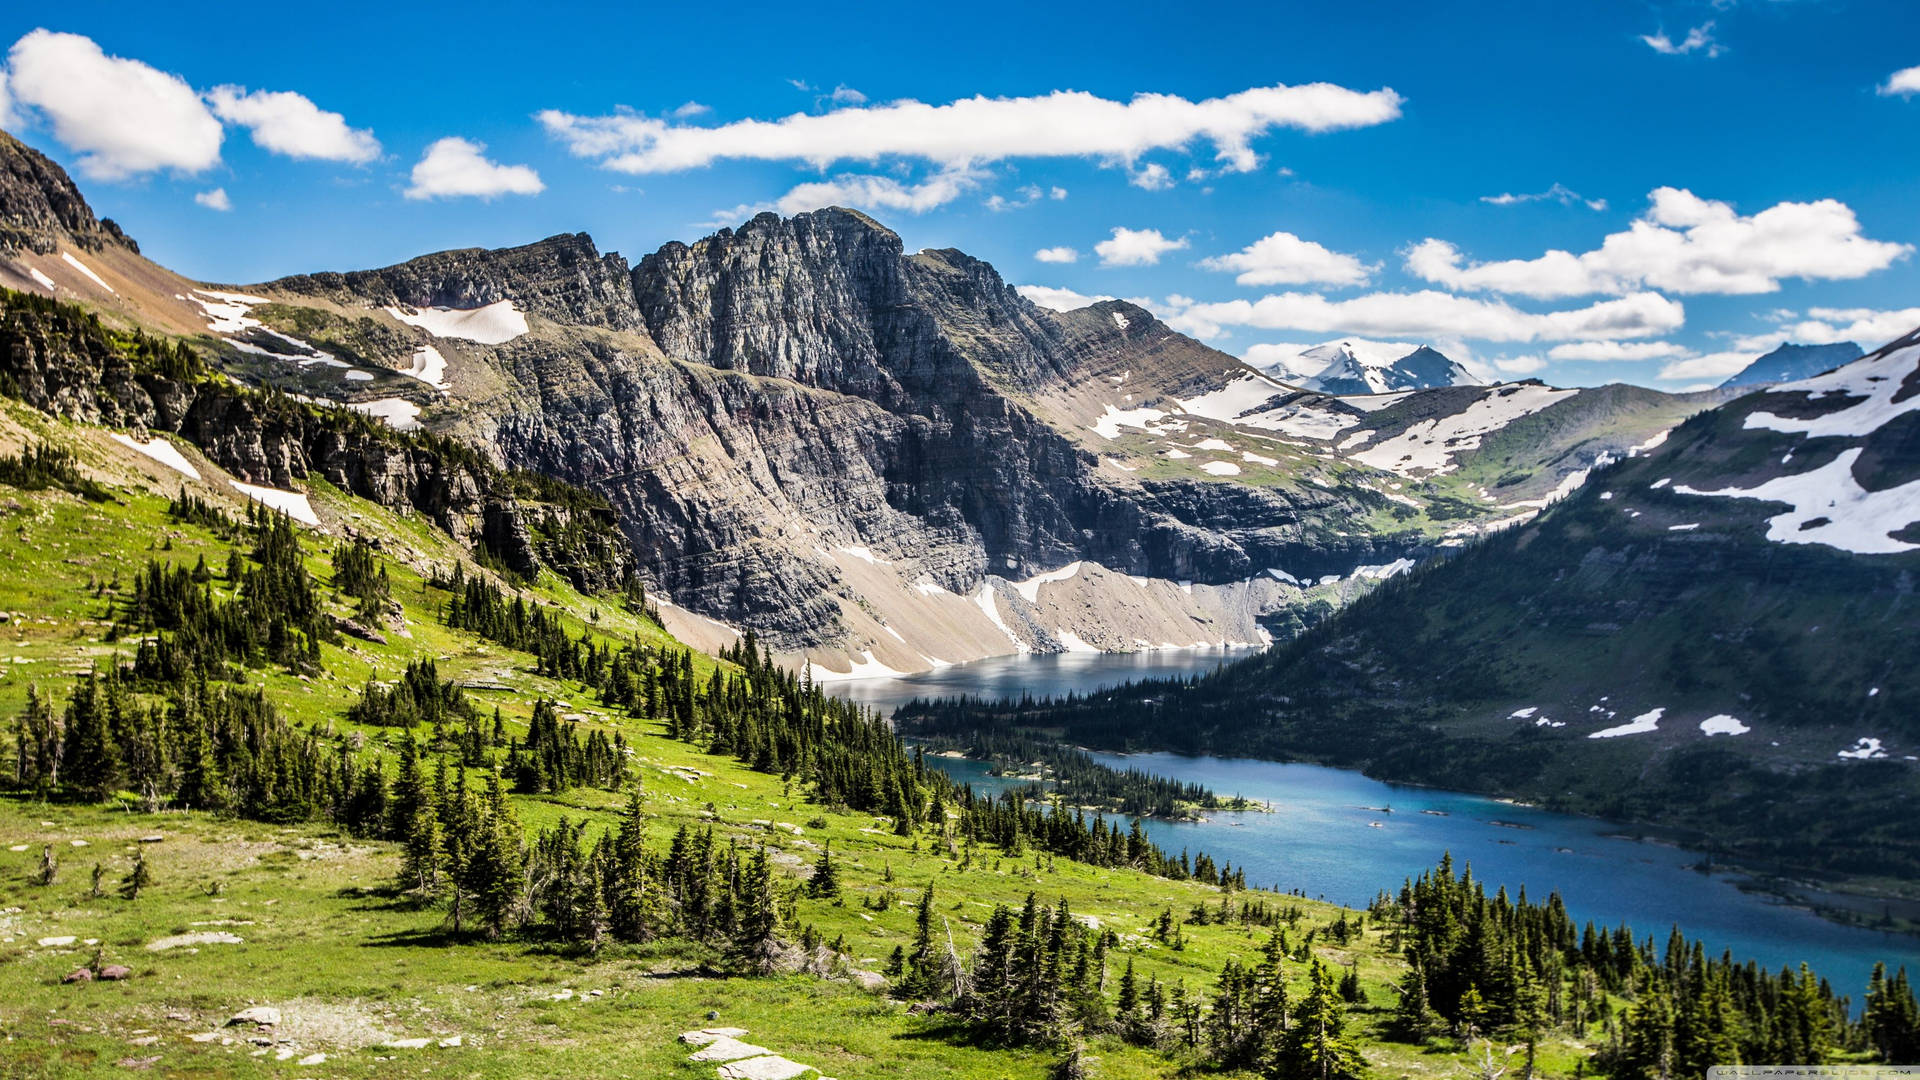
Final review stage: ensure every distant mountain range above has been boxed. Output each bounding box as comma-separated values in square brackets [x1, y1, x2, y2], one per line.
[1255, 338, 1486, 395]
[0, 127, 1726, 679]
[904, 332, 1920, 892]
[1721, 341, 1863, 388]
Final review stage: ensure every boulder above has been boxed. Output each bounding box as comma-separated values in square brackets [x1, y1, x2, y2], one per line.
[62, 967, 92, 983]
[226, 1006, 280, 1027]
[98, 964, 133, 980]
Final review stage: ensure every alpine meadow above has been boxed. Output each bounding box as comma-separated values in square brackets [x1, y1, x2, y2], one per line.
[1, 5, 1919, 1079]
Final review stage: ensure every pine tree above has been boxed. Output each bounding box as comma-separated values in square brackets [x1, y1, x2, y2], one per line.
[120, 852, 153, 901]
[807, 842, 841, 899]
[733, 846, 782, 974]
[1279, 958, 1365, 1080]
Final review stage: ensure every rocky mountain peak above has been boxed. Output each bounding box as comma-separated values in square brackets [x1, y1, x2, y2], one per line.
[264, 232, 645, 333]
[0, 129, 138, 256]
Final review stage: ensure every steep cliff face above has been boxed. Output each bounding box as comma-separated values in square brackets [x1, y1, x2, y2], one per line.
[268, 233, 645, 333]
[0, 131, 138, 256]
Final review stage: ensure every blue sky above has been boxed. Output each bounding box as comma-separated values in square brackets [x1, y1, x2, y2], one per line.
[3, 0, 1918, 389]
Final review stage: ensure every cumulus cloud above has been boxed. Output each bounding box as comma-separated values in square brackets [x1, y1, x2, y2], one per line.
[193, 187, 231, 211]
[5, 29, 222, 179]
[206, 86, 380, 163]
[1161, 289, 1685, 344]
[404, 137, 544, 200]
[984, 184, 1050, 212]
[1096, 227, 1188, 267]
[1129, 162, 1174, 190]
[537, 81, 1403, 176]
[1774, 306, 1920, 350]
[1881, 65, 1920, 97]
[1017, 284, 1117, 312]
[1547, 340, 1693, 362]
[1657, 351, 1754, 381]
[1493, 355, 1550, 375]
[1200, 230, 1372, 287]
[1405, 187, 1911, 299]
[1034, 246, 1079, 264]
[0, 69, 13, 129]
[1481, 183, 1606, 211]
[1642, 22, 1722, 57]
[776, 166, 981, 214]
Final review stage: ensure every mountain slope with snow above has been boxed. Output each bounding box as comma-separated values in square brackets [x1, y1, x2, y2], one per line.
[920, 328, 1920, 893]
[1255, 339, 1485, 395]
[1721, 341, 1862, 388]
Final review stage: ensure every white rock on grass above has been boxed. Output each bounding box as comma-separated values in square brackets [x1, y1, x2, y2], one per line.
[228, 1007, 281, 1027]
[38, 936, 77, 947]
[718, 1056, 817, 1080]
[689, 1037, 776, 1062]
[681, 1029, 752, 1045]
[383, 1038, 432, 1049]
[149, 931, 243, 951]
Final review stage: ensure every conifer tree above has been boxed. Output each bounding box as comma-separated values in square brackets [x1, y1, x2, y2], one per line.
[1279, 959, 1365, 1080]
[807, 842, 841, 900]
[120, 852, 153, 901]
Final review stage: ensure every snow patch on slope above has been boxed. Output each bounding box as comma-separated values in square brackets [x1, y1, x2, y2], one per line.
[110, 434, 200, 480]
[228, 480, 320, 526]
[1675, 447, 1920, 555]
[385, 300, 528, 345]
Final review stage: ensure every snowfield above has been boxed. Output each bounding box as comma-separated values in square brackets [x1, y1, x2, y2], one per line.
[1176, 374, 1359, 440]
[29, 267, 57, 291]
[385, 299, 529, 345]
[1089, 404, 1176, 440]
[110, 434, 200, 480]
[228, 480, 320, 526]
[1200, 460, 1241, 476]
[1589, 707, 1664, 739]
[1699, 715, 1751, 736]
[402, 345, 450, 390]
[1013, 562, 1083, 603]
[1350, 384, 1578, 476]
[1676, 447, 1920, 555]
[61, 252, 114, 293]
[345, 398, 422, 431]
[1746, 341, 1920, 440]
[1837, 737, 1889, 760]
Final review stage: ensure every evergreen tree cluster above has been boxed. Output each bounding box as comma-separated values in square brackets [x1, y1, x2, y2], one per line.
[1384, 854, 1920, 1075]
[0, 442, 112, 502]
[332, 537, 392, 623]
[114, 506, 338, 677]
[911, 722, 1248, 818]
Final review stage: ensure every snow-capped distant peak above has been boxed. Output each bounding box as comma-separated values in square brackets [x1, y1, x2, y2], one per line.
[1253, 339, 1484, 396]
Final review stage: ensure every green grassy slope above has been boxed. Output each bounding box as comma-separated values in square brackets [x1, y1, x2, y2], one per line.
[0, 403, 1614, 1080]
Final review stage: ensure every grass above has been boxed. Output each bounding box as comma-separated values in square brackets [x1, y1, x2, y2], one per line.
[0, 401, 1606, 1078]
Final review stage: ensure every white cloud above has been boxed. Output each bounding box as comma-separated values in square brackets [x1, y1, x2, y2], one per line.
[776, 166, 981, 214]
[1096, 227, 1187, 267]
[206, 86, 379, 163]
[1657, 351, 1754, 381]
[829, 85, 867, 106]
[194, 187, 231, 211]
[1017, 284, 1116, 312]
[672, 101, 711, 118]
[1034, 246, 1079, 264]
[1200, 230, 1372, 287]
[1777, 306, 1920, 350]
[1880, 65, 1920, 97]
[5, 30, 222, 179]
[1481, 183, 1606, 211]
[1406, 187, 1911, 299]
[538, 81, 1403, 176]
[1161, 289, 1685, 344]
[404, 137, 544, 201]
[1049, 186, 1068, 200]
[984, 184, 1047, 212]
[1547, 340, 1693, 362]
[0, 69, 13, 130]
[1642, 22, 1723, 57]
[1129, 162, 1174, 190]
[1493, 355, 1549, 375]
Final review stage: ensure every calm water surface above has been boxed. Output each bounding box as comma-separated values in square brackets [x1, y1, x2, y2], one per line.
[833, 649, 1919, 996]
